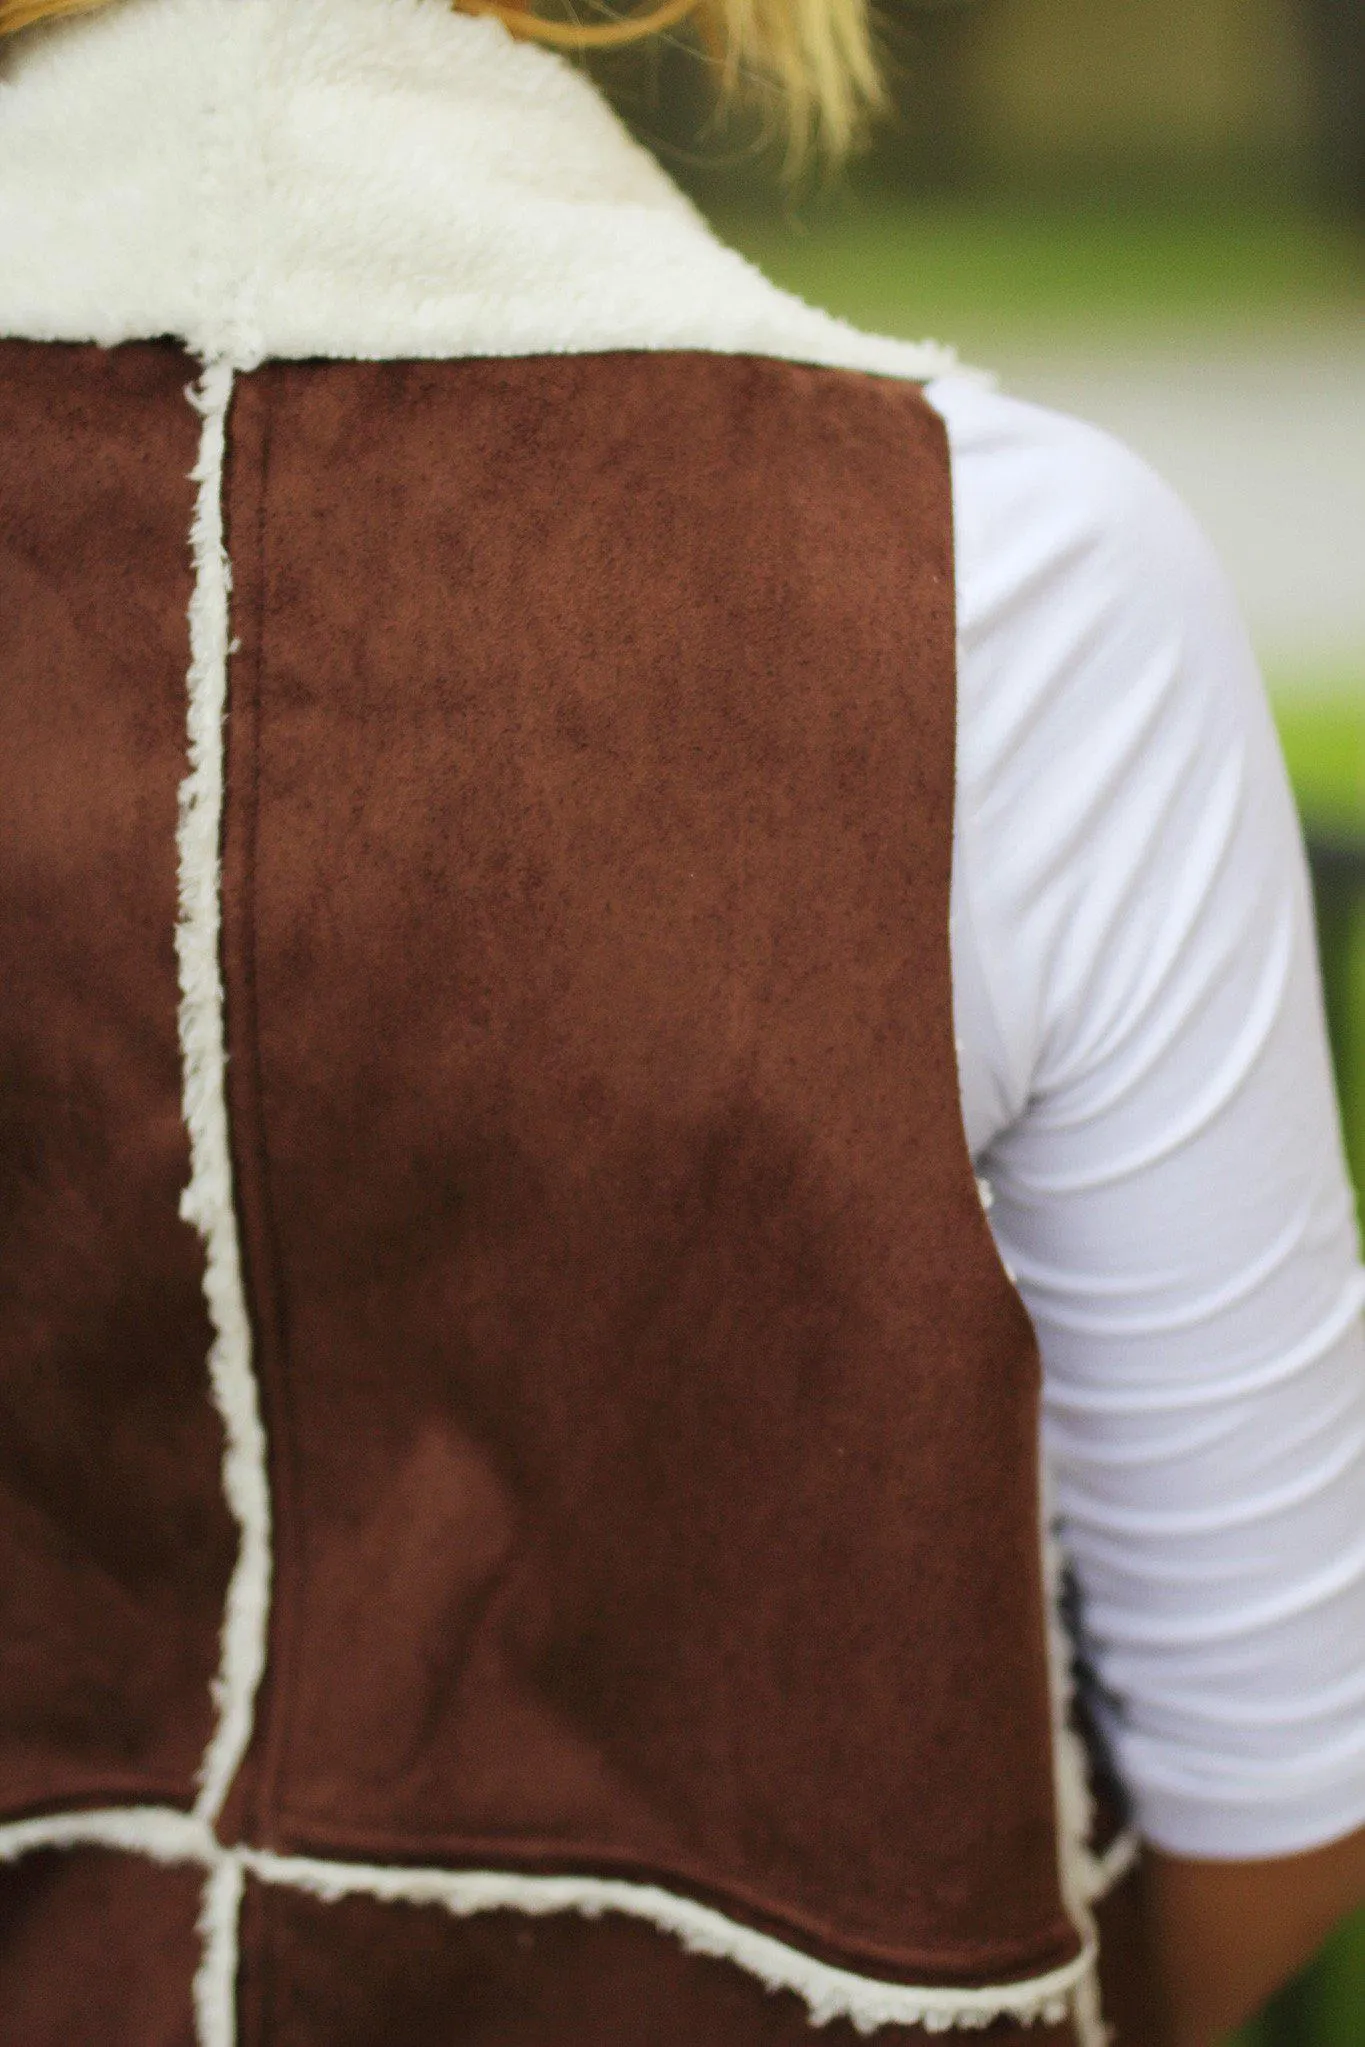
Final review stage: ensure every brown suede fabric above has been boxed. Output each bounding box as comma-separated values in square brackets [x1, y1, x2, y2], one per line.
[0, 341, 1109, 2036]
[0, 340, 235, 1818]
[216, 352, 1072, 1985]
[0, 1847, 201, 2046]
[242, 1877, 1082, 2047]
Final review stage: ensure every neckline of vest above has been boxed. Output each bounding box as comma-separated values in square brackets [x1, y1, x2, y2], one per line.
[0, 0, 964, 378]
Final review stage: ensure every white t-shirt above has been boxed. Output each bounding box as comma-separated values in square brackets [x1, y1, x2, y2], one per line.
[928, 373, 1365, 1860]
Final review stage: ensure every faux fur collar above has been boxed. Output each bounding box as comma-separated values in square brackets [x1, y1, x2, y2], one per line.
[0, 0, 957, 375]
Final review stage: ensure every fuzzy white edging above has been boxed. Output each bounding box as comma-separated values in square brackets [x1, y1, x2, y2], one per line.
[0, 0, 968, 383]
[194, 1850, 246, 2047]
[1088, 1828, 1139, 1902]
[1042, 1453, 1134, 2047]
[177, 359, 273, 1830]
[244, 1849, 1092, 2036]
[0, 1804, 215, 1868]
[0, 1807, 244, 2046]
[0, 1803, 1099, 2038]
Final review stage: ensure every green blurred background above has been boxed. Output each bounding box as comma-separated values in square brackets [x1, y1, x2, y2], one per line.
[600, 4, 1365, 2039]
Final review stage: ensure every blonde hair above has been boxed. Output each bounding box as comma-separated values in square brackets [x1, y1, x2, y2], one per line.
[0, 0, 885, 158]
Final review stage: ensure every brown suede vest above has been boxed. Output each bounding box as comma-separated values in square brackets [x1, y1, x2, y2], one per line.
[0, 339, 1158, 2046]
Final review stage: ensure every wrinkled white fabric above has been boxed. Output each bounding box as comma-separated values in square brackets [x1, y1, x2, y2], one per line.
[931, 373, 1365, 1858]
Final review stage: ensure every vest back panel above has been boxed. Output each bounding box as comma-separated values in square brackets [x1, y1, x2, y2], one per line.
[0, 339, 236, 1818]
[215, 351, 1070, 1984]
[0, 342, 1080, 2018]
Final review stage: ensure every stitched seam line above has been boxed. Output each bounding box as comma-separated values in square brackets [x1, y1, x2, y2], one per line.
[178, 358, 272, 1838]
[0, 1806, 1098, 2034]
[232, 373, 302, 1844]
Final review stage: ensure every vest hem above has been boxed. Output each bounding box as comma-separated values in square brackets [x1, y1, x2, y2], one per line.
[235, 1813, 1080, 1987]
[0, 1804, 1096, 2036]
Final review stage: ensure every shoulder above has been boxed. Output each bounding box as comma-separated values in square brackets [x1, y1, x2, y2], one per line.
[922, 371, 1231, 661]
[923, 367, 1275, 862]
[924, 372, 1292, 1138]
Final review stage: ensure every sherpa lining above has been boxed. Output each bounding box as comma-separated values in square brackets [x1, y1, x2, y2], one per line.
[0, 0, 961, 374]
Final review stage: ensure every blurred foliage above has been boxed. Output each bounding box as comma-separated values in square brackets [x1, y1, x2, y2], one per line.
[1276, 690, 1365, 835]
[603, 0, 1364, 213]
[1275, 690, 1365, 1204]
[709, 190, 1365, 353]
[1228, 1887, 1365, 2045]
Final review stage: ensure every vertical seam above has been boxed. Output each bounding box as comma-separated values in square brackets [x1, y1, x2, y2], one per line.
[179, 358, 272, 1839]
[234, 378, 305, 1838]
[192, 1849, 245, 2047]
[1040, 1452, 1114, 2047]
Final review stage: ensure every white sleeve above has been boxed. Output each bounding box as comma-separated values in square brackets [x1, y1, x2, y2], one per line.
[927, 372, 1365, 1861]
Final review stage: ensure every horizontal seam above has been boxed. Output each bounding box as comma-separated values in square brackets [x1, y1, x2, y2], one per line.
[0, 1804, 1093, 2034]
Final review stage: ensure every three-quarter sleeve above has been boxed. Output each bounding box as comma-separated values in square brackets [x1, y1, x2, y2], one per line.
[930, 372, 1365, 1858]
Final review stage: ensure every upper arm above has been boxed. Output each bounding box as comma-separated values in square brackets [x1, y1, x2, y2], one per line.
[929, 374, 1365, 1862]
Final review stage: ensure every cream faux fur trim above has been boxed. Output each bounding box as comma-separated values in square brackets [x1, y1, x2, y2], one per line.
[0, 0, 959, 378]
[242, 1852, 1092, 2034]
[177, 360, 273, 1829]
[0, 1803, 215, 1867]
[0, 1807, 1098, 2037]
[195, 1852, 246, 2047]
[1040, 1452, 1138, 2047]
